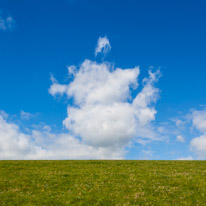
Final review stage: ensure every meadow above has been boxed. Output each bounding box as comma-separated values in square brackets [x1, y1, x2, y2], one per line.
[0, 160, 206, 205]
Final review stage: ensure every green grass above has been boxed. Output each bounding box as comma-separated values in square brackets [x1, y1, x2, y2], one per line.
[0, 161, 206, 205]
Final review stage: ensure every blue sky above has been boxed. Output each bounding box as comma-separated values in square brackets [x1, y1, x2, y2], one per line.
[0, 0, 206, 160]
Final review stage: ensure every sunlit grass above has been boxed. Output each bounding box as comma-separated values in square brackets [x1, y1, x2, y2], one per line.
[0, 160, 206, 205]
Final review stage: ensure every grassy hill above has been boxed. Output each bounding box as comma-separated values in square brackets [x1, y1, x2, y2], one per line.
[0, 160, 206, 205]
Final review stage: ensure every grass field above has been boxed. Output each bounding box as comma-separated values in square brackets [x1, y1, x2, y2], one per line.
[0, 161, 206, 205]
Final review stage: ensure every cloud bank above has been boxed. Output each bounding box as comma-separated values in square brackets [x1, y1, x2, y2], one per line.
[0, 115, 124, 159]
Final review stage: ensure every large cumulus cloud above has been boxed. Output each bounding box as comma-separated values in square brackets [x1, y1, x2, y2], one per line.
[49, 38, 161, 151]
[0, 36, 161, 159]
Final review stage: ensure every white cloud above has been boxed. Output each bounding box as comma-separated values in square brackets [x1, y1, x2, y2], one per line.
[49, 74, 67, 96]
[190, 134, 206, 159]
[192, 110, 206, 133]
[95, 36, 111, 56]
[170, 118, 185, 128]
[43, 125, 52, 132]
[20, 110, 35, 120]
[66, 60, 140, 105]
[0, 114, 124, 160]
[0, 110, 8, 119]
[31, 130, 125, 159]
[190, 109, 206, 159]
[133, 70, 160, 125]
[50, 58, 161, 150]
[177, 156, 193, 160]
[176, 135, 185, 143]
[68, 65, 77, 75]
[64, 103, 136, 147]
[0, 11, 15, 31]
[0, 115, 44, 160]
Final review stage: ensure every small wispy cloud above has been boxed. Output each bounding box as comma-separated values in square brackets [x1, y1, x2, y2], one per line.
[20, 110, 37, 120]
[0, 10, 15, 31]
[142, 150, 154, 160]
[95, 36, 111, 56]
[176, 135, 185, 143]
[0, 110, 8, 119]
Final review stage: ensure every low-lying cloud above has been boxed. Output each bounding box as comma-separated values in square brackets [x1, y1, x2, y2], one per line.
[190, 110, 206, 159]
